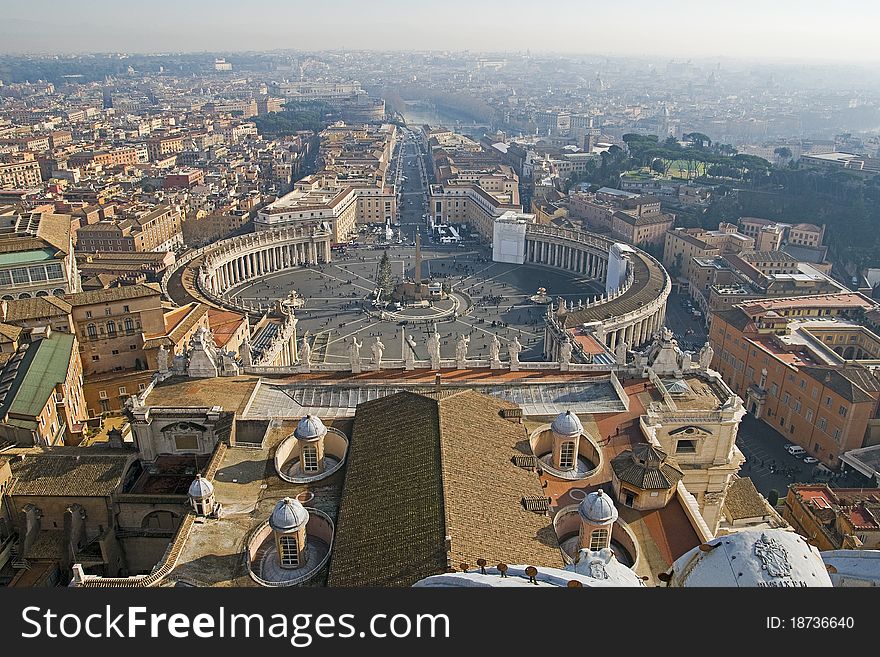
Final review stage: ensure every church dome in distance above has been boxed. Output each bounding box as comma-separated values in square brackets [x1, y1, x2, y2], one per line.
[294, 414, 327, 441]
[269, 497, 310, 532]
[578, 489, 618, 525]
[551, 410, 583, 437]
[187, 474, 214, 500]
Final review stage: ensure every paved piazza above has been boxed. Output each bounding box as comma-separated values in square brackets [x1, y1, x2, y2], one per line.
[225, 243, 604, 363]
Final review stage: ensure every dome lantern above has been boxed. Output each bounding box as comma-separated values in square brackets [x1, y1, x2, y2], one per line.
[269, 497, 311, 570]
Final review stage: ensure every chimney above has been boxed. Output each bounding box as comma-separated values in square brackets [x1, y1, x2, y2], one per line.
[434, 372, 441, 392]
[1, 300, 6, 321]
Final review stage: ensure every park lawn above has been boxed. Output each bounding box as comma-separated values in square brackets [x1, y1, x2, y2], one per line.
[667, 159, 707, 179]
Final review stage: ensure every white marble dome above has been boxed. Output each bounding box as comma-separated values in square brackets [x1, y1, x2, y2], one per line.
[187, 474, 214, 500]
[568, 548, 643, 586]
[294, 414, 327, 441]
[667, 529, 832, 587]
[551, 410, 583, 437]
[269, 497, 310, 532]
[578, 489, 618, 525]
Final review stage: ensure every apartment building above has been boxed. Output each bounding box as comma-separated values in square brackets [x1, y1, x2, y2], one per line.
[67, 283, 165, 377]
[738, 217, 826, 249]
[67, 145, 148, 169]
[783, 485, 880, 550]
[427, 129, 522, 240]
[0, 158, 42, 189]
[709, 294, 880, 468]
[663, 224, 754, 289]
[256, 124, 397, 241]
[689, 250, 845, 319]
[75, 204, 183, 253]
[0, 212, 79, 299]
[145, 133, 186, 161]
[0, 327, 88, 446]
[569, 187, 674, 248]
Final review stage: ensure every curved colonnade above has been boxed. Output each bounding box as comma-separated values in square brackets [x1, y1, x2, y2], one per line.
[198, 226, 333, 298]
[524, 225, 670, 359]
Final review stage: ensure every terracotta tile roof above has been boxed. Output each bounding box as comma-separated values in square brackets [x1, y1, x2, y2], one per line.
[610, 444, 683, 490]
[2, 296, 72, 321]
[800, 366, 879, 404]
[34, 213, 72, 255]
[9, 448, 132, 496]
[0, 321, 22, 341]
[723, 477, 769, 520]
[328, 390, 562, 587]
[66, 283, 161, 307]
[206, 309, 247, 349]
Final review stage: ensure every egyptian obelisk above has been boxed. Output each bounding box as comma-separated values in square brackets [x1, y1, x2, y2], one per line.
[414, 232, 422, 285]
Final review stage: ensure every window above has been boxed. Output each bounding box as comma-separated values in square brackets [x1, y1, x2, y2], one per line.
[833, 428, 842, 441]
[91, 355, 99, 361]
[818, 417, 827, 431]
[825, 396, 832, 407]
[98, 390, 107, 399]
[106, 321, 116, 337]
[770, 382, 778, 396]
[782, 392, 790, 405]
[676, 440, 697, 454]
[87, 323, 97, 338]
[589, 528, 609, 551]
[105, 307, 112, 316]
[86, 311, 93, 319]
[138, 383, 146, 391]
[124, 317, 134, 332]
[838, 406, 848, 417]
[302, 444, 319, 472]
[118, 386, 127, 395]
[793, 399, 801, 413]
[279, 535, 299, 567]
[174, 434, 199, 451]
[799, 379, 806, 389]
[559, 441, 576, 470]
[11, 267, 29, 284]
[806, 409, 814, 422]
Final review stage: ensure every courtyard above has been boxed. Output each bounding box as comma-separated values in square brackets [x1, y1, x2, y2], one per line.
[225, 242, 604, 364]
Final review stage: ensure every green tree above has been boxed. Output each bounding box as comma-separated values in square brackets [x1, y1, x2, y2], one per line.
[774, 146, 793, 161]
[377, 250, 394, 298]
[767, 489, 780, 507]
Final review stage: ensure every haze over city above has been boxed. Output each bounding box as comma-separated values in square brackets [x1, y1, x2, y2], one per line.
[0, 0, 880, 615]
[2, 0, 879, 62]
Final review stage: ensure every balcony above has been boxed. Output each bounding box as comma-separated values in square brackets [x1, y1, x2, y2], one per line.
[747, 383, 767, 401]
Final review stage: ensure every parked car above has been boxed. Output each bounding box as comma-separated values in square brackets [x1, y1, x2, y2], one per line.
[803, 456, 819, 464]
[786, 445, 806, 457]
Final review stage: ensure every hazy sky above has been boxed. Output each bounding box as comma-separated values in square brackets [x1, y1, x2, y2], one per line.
[2, 0, 878, 62]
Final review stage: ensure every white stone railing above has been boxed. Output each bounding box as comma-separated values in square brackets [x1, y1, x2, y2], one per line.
[244, 358, 621, 376]
[245, 509, 335, 588]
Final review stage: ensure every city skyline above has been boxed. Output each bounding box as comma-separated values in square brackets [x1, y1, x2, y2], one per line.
[2, 0, 879, 63]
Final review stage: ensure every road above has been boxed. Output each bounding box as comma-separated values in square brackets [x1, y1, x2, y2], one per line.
[736, 414, 871, 497]
[664, 290, 708, 352]
[389, 126, 430, 245]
